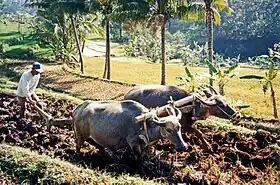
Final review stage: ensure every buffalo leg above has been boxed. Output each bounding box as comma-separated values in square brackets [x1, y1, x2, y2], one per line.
[76, 136, 86, 153]
[183, 126, 212, 153]
[73, 124, 87, 153]
[86, 138, 105, 155]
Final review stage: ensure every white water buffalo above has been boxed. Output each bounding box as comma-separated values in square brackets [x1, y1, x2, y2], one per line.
[124, 85, 242, 152]
[72, 100, 187, 158]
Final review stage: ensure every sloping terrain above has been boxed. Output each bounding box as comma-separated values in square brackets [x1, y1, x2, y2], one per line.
[0, 92, 279, 184]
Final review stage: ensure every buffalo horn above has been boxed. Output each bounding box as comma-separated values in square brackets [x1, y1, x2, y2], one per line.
[195, 95, 217, 106]
[166, 105, 176, 116]
[203, 89, 213, 98]
[207, 86, 219, 95]
[153, 119, 167, 127]
[174, 107, 182, 120]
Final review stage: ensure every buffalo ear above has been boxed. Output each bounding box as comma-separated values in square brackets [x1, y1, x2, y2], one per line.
[203, 89, 212, 98]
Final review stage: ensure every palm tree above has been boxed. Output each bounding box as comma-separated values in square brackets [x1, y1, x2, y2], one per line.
[240, 62, 279, 118]
[119, 0, 189, 85]
[179, 0, 233, 86]
[26, 0, 103, 74]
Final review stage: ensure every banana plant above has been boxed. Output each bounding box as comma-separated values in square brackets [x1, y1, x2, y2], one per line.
[240, 62, 279, 118]
[206, 60, 239, 95]
[176, 66, 211, 92]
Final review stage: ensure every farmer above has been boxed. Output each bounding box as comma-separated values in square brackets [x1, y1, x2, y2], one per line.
[16, 62, 44, 118]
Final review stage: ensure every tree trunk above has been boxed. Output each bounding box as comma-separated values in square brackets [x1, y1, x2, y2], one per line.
[62, 14, 67, 63]
[70, 15, 84, 74]
[270, 83, 278, 118]
[206, 4, 214, 87]
[119, 23, 123, 38]
[161, 14, 166, 85]
[103, 17, 110, 79]
[81, 40, 86, 53]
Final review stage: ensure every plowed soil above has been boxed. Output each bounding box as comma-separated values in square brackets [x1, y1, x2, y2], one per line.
[0, 92, 279, 184]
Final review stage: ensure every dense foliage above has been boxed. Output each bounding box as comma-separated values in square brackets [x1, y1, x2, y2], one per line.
[168, 0, 280, 59]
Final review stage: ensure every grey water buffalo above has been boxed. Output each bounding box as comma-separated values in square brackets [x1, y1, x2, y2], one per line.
[72, 99, 187, 158]
[124, 85, 242, 152]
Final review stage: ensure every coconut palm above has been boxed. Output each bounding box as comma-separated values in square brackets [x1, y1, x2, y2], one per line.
[179, 0, 233, 86]
[26, 0, 103, 73]
[117, 0, 189, 85]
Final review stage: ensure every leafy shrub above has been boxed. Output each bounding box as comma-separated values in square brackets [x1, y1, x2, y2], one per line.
[0, 42, 9, 54]
[31, 44, 40, 51]
[247, 55, 273, 69]
[124, 28, 162, 63]
[179, 42, 207, 67]
[268, 42, 280, 60]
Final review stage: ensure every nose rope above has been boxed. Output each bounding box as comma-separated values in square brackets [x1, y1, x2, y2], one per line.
[217, 106, 241, 121]
[217, 106, 231, 119]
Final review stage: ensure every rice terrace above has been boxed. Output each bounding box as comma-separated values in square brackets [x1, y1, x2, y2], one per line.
[0, 1, 279, 184]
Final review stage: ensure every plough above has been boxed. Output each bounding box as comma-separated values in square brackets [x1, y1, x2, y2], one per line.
[30, 103, 72, 129]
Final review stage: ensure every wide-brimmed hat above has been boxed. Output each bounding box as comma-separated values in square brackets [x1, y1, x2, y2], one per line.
[32, 62, 44, 73]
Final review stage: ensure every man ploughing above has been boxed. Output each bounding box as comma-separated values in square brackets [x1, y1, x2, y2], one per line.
[16, 62, 44, 118]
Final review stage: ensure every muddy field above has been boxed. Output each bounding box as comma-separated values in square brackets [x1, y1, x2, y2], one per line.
[0, 92, 279, 184]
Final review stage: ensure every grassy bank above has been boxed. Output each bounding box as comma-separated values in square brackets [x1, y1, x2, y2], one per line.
[0, 144, 162, 185]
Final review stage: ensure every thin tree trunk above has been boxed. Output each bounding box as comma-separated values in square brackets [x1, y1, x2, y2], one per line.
[161, 14, 166, 85]
[206, 4, 214, 87]
[18, 14, 21, 38]
[270, 83, 278, 118]
[62, 14, 66, 63]
[103, 17, 110, 79]
[70, 15, 84, 74]
[81, 40, 86, 53]
[119, 23, 123, 38]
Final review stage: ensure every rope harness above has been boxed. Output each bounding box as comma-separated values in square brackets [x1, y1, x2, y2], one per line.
[139, 100, 176, 145]
[138, 94, 241, 144]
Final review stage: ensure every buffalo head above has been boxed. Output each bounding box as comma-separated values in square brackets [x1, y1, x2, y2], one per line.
[193, 88, 242, 123]
[149, 106, 187, 152]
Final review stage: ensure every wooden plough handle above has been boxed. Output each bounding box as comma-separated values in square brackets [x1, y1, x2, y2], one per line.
[30, 103, 53, 121]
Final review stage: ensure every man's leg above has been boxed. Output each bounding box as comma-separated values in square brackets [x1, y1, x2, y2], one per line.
[17, 96, 26, 118]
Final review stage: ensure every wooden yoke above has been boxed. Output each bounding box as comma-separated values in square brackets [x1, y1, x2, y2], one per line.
[135, 94, 197, 123]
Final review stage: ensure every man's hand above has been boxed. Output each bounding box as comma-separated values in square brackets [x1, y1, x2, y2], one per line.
[27, 97, 36, 105]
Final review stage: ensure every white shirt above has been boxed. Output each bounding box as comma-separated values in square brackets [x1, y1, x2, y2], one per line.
[16, 70, 40, 97]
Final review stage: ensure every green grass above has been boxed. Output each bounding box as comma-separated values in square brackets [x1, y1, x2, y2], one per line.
[0, 144, 163, 185]
[0, 21, 52, 59]
[83, 57, 280, 118]
[197, 118, 257, 135]
[0, 21, 29, 40]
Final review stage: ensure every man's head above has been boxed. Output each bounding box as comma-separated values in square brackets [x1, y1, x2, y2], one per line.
[31, 62, 44, 75]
